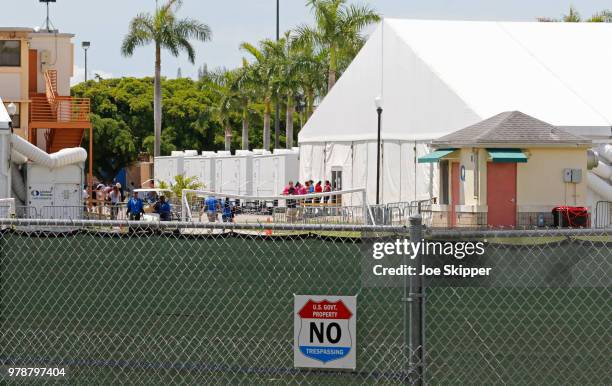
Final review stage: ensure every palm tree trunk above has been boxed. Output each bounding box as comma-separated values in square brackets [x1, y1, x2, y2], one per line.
[286, 95, 294, 149]
[263, 100, 271, 151]
[306, 89, 315, 118]
[242, 106, 249, 150]
[154, 43, 162, 159]
[328, 45, 337, 91]
[224, 125, 232, 152]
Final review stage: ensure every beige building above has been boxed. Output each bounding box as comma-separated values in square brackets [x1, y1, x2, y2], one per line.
[420, 111, 592, 227]
[0, 27, 92, 186]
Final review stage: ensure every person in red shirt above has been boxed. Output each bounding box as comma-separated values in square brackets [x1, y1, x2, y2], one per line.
[314, 181, 323, 203]
[323, 180, 332, 204]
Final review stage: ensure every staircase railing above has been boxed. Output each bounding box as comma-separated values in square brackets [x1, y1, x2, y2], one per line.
[30, 70, 90, 124]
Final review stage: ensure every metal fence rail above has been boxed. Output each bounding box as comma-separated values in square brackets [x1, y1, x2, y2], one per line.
[0, 218, 609, 384]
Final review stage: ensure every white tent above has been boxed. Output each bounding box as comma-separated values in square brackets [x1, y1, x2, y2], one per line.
[298, 19, 612, 205]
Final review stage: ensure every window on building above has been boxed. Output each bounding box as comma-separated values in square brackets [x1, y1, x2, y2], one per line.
[0, 40, 21, 66]
[3, 103, 20, 128]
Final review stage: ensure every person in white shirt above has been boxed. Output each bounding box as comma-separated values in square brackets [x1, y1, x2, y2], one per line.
[109, 183, 123, 220]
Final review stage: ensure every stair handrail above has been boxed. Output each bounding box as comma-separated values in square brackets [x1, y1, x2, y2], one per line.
[44, 69, 58, 112]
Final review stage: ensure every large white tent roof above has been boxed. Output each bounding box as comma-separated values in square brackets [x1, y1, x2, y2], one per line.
[299, 19, 612, 143]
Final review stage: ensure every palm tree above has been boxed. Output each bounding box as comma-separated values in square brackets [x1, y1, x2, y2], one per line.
[240, 41, 279, 151]
[269, 32, 301, 148]
[294, 41, 327, 119]
[294, 0, 380, 91]
[564, 6, 582, 22]
[538, 6, 612, 23]
[587, 10, 612, 22]
[235, 59, 257, 150]
[121, 0, 211, 158]
[208, 69, 239, 151]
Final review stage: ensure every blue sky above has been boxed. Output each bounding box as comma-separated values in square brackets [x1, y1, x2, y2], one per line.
[2, 0, 610, 82]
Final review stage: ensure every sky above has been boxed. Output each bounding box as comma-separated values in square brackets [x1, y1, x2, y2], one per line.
[2, 0, 611, 84]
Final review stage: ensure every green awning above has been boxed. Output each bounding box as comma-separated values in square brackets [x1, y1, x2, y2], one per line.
[417, 149, 457, 163]
[487, 148, 528, 163]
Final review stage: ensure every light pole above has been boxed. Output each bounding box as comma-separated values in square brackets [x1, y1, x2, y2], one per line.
[274, 0, 280, 149]
[82, 41, 91, 82]
[375, 96, 383, 205]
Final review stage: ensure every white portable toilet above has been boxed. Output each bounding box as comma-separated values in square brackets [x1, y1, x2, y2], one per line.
[253, 149, 299, 196]
[214, 151, 253, 196]
[155, 152, 185, 186]
[183, 152, 216, 191]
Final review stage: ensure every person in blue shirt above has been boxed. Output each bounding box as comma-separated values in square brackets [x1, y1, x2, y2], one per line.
[126, 191, 145, 221]
[203, 195, 219, 222]
[154, 195, 172, 221]
[222, 198, 234, 223]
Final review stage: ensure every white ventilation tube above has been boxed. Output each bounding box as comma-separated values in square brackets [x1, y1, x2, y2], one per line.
[10, 164, 26, 203]
[592, 161, 612, 182]
[11, 133, 87, 169]
[588, 173, 612, 201]
[598, 144, 612, 163]
[11, 150, 28, 165]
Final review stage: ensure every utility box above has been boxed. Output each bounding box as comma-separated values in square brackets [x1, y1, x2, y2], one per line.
[26, 163, 84, 219]
[563, 168, 582, 183]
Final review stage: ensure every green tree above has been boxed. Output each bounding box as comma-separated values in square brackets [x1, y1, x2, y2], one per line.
[84, 114, 138, 182]
[234, 59, 257, 150]
[121, 0, 212, 158]
[292, 39, 327, 127]
[207, 69, 240, 151]
[538, 6, 612, 22]
[240, 40, 280, 150]
[294, 0, 380, 91]
[269, 32, 303, 149]
[158, 174, 203, 199]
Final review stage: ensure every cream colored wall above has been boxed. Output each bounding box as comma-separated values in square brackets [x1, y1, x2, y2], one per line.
[517, 148, 588, 210]
[29, 34, 74, 96]
[0, 34, 29, 138]
[451, 147, 586, 213]
[453, 148, 488, 211]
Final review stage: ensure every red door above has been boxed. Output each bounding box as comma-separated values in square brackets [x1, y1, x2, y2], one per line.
[29, 50, 38, 94]
[487, 163, 517, 227]
[451, 163, 460, 227]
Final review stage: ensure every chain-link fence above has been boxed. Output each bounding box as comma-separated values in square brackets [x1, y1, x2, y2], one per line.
[0, 218, 609, 384]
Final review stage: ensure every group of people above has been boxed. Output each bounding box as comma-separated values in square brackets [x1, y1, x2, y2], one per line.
[84, 182, 172, 221]
[282, 180, 333, 203]
[200, 196, 236, 223]
[126, 191, 172, 221]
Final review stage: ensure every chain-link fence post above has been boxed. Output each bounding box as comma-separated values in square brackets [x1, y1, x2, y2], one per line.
[407, 214, 425, 385]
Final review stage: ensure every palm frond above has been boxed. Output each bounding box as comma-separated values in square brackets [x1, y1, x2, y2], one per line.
[121, 14, 155, 56]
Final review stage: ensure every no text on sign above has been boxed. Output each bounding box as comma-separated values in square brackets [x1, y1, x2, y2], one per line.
[294, 295, 357, 370]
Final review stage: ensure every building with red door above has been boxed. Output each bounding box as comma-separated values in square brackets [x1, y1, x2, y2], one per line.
[419, 111, 592, 228]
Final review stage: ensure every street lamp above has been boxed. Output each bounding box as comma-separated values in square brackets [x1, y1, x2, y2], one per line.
[6, 102, 17, 131]
[6, 102, 16, 117]
[274, 0, 280, 149]
[374, 96, 383, 205]
[82, 41, 91, 82]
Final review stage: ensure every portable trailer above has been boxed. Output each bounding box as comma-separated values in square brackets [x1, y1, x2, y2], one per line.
[253, 149, 299, 197]
[214, 150, 253, 196]
[183, 152, 216, 191]
[154, 152, 186, 186]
